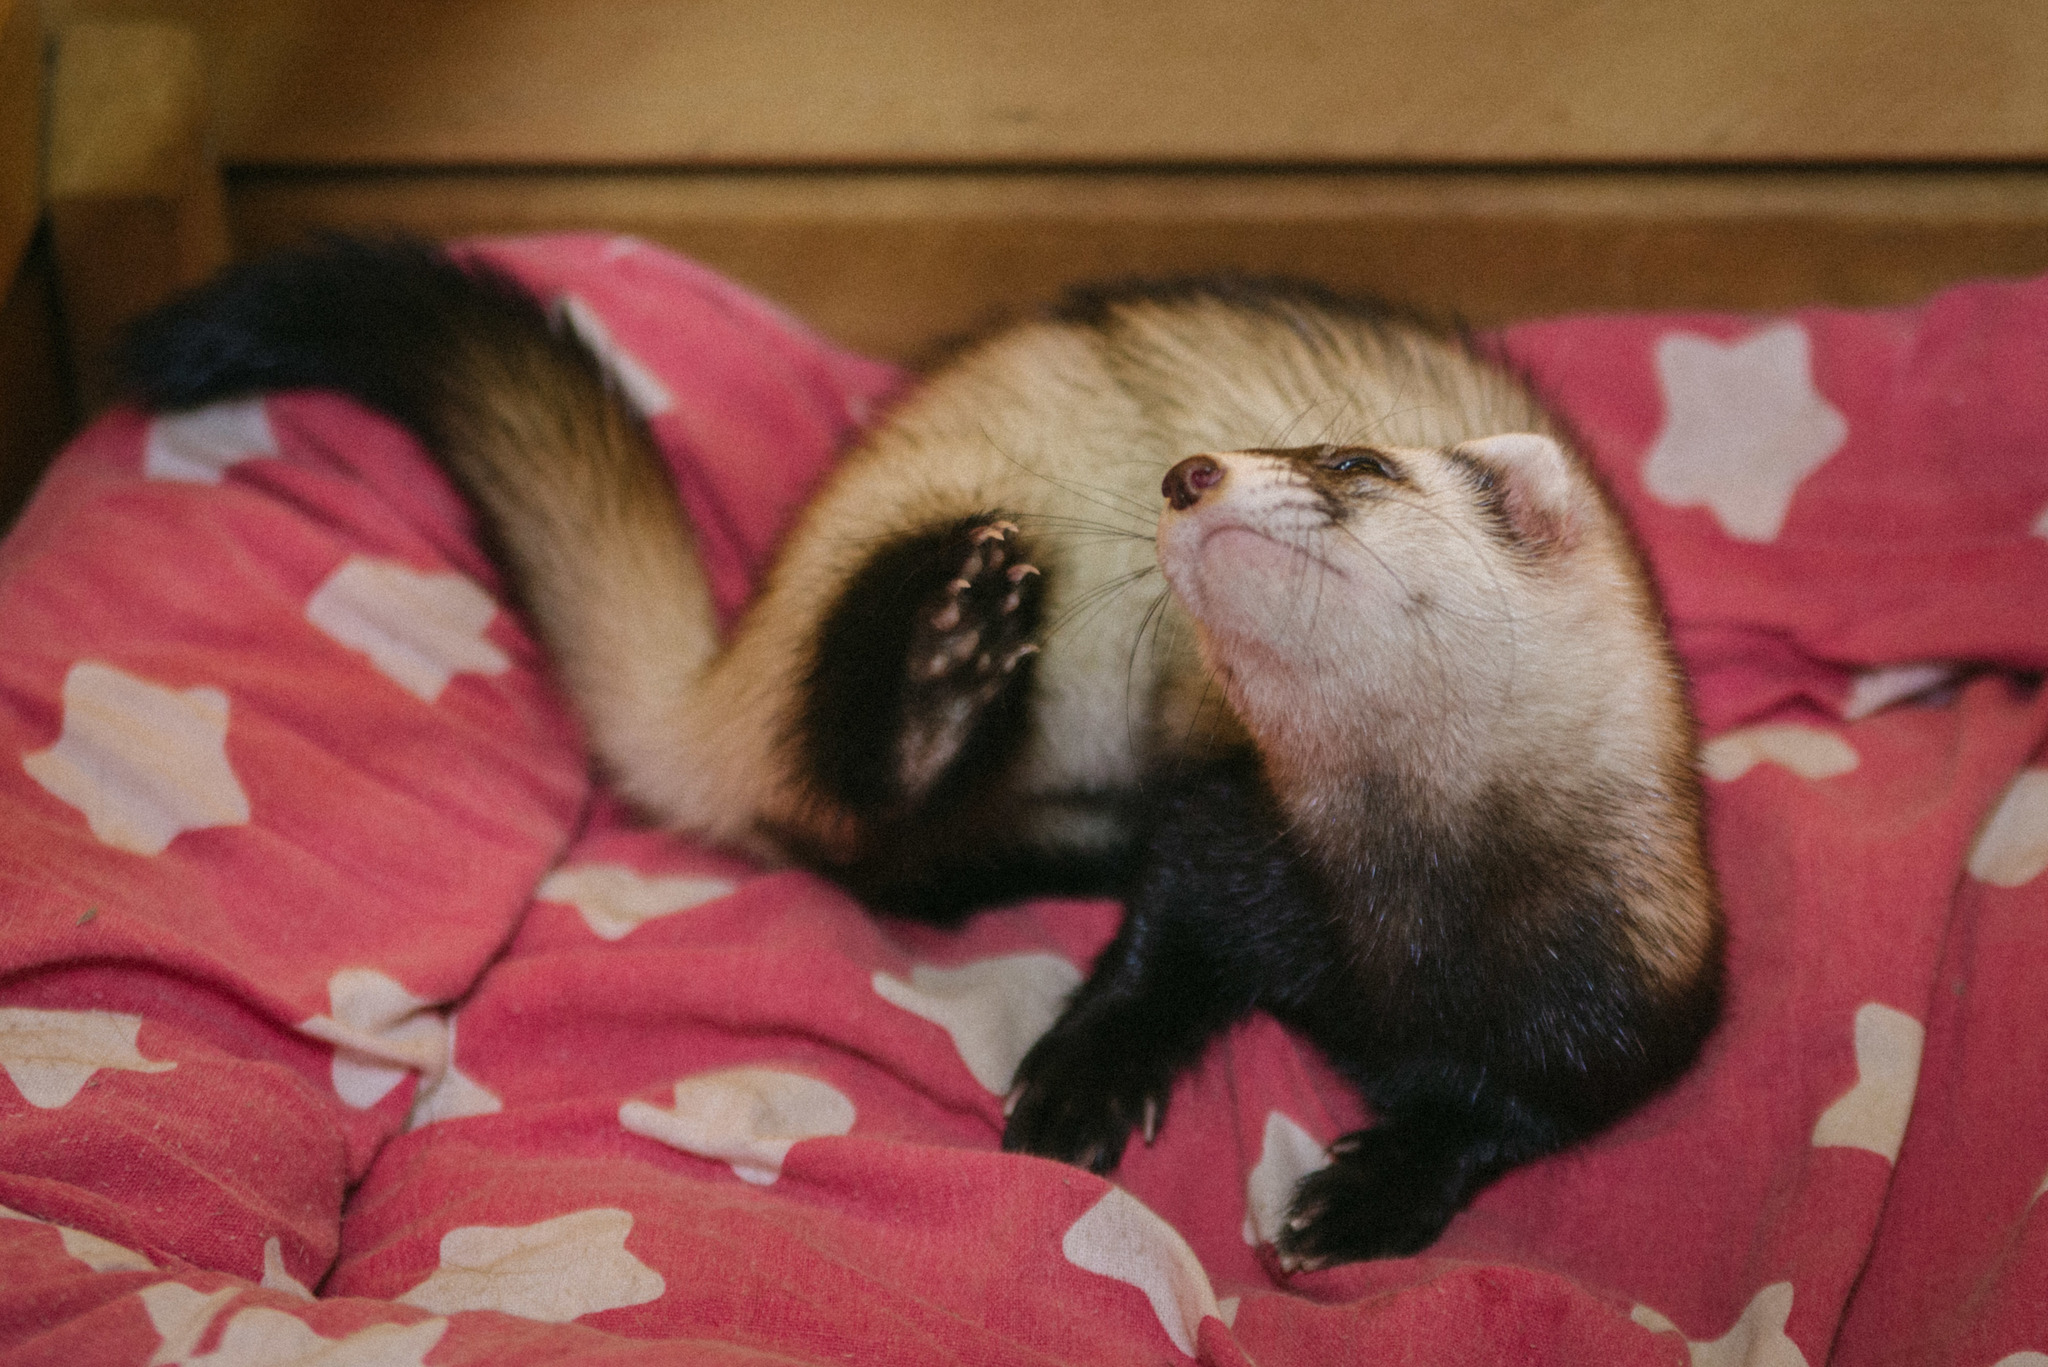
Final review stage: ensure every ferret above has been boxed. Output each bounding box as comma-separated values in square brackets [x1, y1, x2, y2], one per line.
[121, 238, 1720, 1266]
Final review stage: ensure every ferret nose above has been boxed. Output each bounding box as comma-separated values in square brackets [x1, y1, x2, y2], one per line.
[1163, 455, 1225, 510]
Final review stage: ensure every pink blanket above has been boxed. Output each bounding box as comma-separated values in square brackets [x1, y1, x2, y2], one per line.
[2, 235, 2045, 1365]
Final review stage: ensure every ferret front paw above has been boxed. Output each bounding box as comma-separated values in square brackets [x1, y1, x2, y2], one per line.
[1274, 1127, 1471, 1268]
[895, 519, 1043, 799]
[1000, 1022, 1172, 1175]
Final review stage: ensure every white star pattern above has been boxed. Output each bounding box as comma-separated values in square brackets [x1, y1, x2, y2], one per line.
[405, 1014, 502, 1131]
[1633, 1283, 1809, 1366]
[1642, 324, 1848, 542]
[0, 1007, 176, 1108]
[1242, 1111, 1329, 1246]
[872, 953, 1082, 1093]
[535, 863, 736, 941]
[619, 1066, 856, 1184]
[556, 295, 675, 418]
[1841, 663, 1958, 721]
[1062, 1188, 1223, 1358]
[1968, 769, 2048, 888]
[22, 662, 251, 856]
[194, 1310, 445, 1367]
[259, 1237, 313, 1298]
[143, 400, 278, 484]
[139, 1282, 447, 1367]
[305, 557, 509, 703]
[0, 1203, 154, 1271]
[1699, 725, 1858, 783]
[298, 968, 447, 1110]
[1694, 1283, 1808, 1367]
[1632, 1303, 1680, 1335]
[141, 1284, 241, 1366]
[397, 1208, 665, 1323]
[1812, 1003, 1924, 1163]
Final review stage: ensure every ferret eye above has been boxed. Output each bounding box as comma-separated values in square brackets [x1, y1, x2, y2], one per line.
[1328, 453, 1393, 479]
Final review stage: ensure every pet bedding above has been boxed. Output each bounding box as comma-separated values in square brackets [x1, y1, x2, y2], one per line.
[1, 235, 2045, 1365]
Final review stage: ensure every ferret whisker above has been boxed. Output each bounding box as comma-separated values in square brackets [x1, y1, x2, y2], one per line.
[1305, 392, 1371, 450]
[1263, 395, 1352, 451]
[1179, 669, 1230, 780]
[1015, 511, 1154, 537]
[983, 427, 1159, 527]
[1010, 513, 1158, 549]
[1043, 565, 1162, 644]
[1328, 520, 1417, 607]
[1347, 492, 1539, 629]
[1123, 585, 1177, 758]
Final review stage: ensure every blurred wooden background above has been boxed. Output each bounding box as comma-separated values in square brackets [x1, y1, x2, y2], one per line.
[6, 0, 2048, 519]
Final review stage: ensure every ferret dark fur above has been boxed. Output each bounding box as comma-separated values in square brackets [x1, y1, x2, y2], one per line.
[121, 238, 1720, 1265]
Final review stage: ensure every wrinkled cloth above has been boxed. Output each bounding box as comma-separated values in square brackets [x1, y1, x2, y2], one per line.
[2, 234, 2044, 1366]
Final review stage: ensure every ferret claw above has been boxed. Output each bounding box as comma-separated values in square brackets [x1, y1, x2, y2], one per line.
[1001, 567, 1041, 613]
[892, 516, 1043, 801]
[999, 643, 1040, 673]
[1141, 1098, 1159, 1143]
[1003, 1084, 1023, 1117]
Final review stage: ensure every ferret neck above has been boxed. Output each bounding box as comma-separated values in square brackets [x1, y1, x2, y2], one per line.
[1223, 656, 1503, 813]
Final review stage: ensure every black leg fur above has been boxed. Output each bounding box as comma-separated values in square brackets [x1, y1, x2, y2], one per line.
[803, 514, 1045, 813]
[796, 514, 1138, 923]
[1279, 1107, 1524, 1265]
[1004, 752, 1720, 1264]
[1004, 754, 1326, 1168]
[1000, 885, 1257, 1172]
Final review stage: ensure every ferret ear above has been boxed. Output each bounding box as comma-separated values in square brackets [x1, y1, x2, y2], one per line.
[1453, 433, 1587, 551]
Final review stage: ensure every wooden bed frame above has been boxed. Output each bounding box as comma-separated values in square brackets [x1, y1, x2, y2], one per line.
[6, 0, 2048, 525]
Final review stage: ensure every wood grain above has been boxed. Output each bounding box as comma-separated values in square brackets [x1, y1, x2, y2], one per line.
[46, 19, 231, 403]
[0, 0, 40, 287]
[0, 236, 75, 531]
[52, 0, 2048, 167]
[231, 169, 2048, 361]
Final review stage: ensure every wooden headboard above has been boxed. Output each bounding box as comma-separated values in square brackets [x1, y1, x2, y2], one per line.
[7, 0, 2048, 515]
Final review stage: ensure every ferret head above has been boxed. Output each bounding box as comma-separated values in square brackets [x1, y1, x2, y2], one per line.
[1155, 434, 1655, 795]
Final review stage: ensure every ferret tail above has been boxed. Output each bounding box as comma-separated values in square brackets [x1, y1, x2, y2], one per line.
[120, 235, 722, 817]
